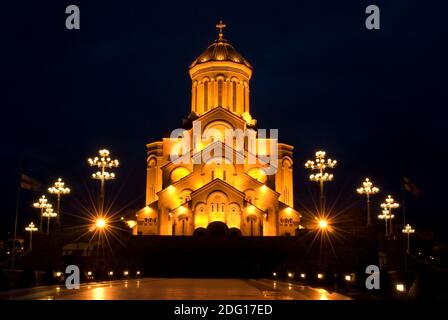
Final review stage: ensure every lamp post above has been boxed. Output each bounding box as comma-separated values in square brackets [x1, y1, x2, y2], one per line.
[357, 178, 380, 227]
[25, 222, 38, 251]
[305, 150, 337, 214]
[94, 217, 108, 269]
[33, 195, 51, 231]
[378, 209, 394, 238]
[381, 195, 399, 237]
[88, 149, 119, 215]
[42, 206, 57, 235]
[48, 178, 70, 226]
[402, 224, 415, 254]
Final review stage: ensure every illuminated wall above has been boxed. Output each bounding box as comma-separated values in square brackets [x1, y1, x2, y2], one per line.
[136, 25, 301, 237]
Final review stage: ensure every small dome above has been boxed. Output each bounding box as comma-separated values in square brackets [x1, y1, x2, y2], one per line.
[190, 23, 252, 69]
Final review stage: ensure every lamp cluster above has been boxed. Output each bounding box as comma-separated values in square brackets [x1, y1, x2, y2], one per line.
[25, 222, 38, 232]
[356, 178, 379, 196]
[305, 151, 337, 180]
[88, 149, 119, 181]
[48, 178, 71, 195]
[305, 150, 338, 215]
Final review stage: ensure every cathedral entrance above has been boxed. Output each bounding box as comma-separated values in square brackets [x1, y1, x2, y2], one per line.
[205, 221, 229, 238]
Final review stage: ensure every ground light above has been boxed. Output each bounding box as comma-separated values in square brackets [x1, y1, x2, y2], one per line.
[396, 284, 405, 292]
[96, 218, 106, 229]
[318, 219, 328, 229]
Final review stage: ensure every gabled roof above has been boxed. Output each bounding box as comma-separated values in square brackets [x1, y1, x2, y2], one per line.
[196, 106, 246, 128]
[190, 178, 245, 199]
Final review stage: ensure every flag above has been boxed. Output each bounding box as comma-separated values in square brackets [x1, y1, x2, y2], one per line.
[404, 177, 422, 197]
[20, 174, 42, 191]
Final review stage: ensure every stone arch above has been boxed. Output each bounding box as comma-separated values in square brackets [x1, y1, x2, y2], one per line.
[203, 120, 234, 143]
[201, 156, 237, 183]
[244, 189, 256, 204]
[170, 166, 190, 184]
[206, 221, 229, 238]
[194, 202, 208, 229]
[247, 167, 267, 184]
[227, 202, 241, 229]
[207, 191, 228, 223]
[179, 188, 193, 205]
[193, 227, 206, 237]
[229, 227, 242, 237]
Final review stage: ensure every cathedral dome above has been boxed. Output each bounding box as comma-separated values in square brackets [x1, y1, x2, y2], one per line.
[190, 38, 252, 69]
[189, 21, 252, 69]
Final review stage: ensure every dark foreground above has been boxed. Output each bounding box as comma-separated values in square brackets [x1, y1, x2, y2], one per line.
[1, 278, 351, 300]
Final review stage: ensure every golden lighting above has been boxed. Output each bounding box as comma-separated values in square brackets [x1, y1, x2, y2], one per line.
[108, 271, 114, 276]
[87, 271, 92, 276]
[396, 284, 405, 292]
[48, 178, 71, 195]
[318, 219, 328, 229]
[171, 167, 190, 183]
[56, 272, 62, 277]
[345, 275, 351, 281]
[123, 271, 129, 276]
[317, 288, 329, 300]
[288, 272, 293, 278]
[300, 273, 306, 279]
[272, 272, 277, 277]
[136, 271, 141, 276]
[317, 273, 324, 279]
[402, 224, 415, 234]
[87, 149, 119, 181]
[96, 218, 106, 229]
[25, 222, 38, 232]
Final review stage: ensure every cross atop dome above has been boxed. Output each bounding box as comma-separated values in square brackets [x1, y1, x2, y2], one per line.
[216, 20, 226, 40]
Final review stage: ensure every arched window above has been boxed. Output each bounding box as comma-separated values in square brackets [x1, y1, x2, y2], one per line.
[218, 79, 223, 107]
[232, 81, 237, 112]
[243, 85, 246, 112]
[204, 81, 209, 112]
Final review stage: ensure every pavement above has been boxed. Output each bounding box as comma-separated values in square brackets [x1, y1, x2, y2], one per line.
[1, 278, 351, 300]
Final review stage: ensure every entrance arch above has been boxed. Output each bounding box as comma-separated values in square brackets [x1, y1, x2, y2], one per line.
[206, 221, 229, 238]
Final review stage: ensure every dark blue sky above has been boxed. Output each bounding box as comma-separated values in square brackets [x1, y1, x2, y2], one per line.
[2, 1, 448, 239]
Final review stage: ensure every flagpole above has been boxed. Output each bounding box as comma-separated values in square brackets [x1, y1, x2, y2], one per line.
[401, 161, 407, 227]
[401, 160, 408, 272]
[11, 159, 23, 270]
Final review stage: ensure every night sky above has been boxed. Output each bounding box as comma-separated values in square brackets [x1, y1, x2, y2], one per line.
[2, 1, 448, 240]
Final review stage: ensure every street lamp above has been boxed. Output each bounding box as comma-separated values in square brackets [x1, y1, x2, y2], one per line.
[88, 149, 119, 214]
[402, 224, 415, 254]
[25, 222, 38, 251]
[42, 206, 57, 235]
[380, 195, 399, 237]
[96, 218, 107, 229]
[48, 178, 70, 226]
[305, 150, 337, 214]
[378, 209, 394, 238]
[33, 195, 51, 231]
[357, 178, 380, 227]
[318, 219, 328, 230]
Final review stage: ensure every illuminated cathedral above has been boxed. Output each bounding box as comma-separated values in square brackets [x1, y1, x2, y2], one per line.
[132, 22, 301, 236]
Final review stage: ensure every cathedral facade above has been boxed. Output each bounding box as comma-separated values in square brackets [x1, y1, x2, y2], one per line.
[133, 23, 301, 237]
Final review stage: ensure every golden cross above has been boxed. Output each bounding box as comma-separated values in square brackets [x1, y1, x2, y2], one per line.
[216, 20, 226, 39]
